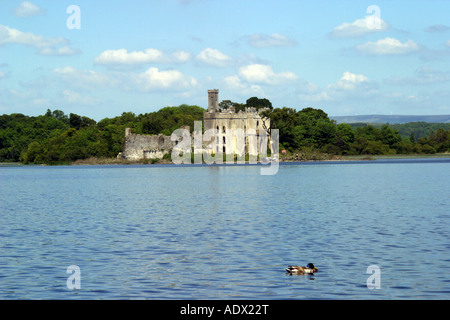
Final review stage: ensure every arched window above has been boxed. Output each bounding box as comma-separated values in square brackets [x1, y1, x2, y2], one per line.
[222, 126, 226, 133]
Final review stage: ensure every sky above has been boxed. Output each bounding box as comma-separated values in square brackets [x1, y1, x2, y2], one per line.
[0, 0, 449, 121]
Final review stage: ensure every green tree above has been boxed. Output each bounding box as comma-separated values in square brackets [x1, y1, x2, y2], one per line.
[246, 97, 273, 110]
[335, 123, 355, 154]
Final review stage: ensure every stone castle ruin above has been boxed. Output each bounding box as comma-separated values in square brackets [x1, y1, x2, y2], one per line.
[120, 128, 174, 161]
[121, 89, 271, 161]
[203, 89, 270, 156]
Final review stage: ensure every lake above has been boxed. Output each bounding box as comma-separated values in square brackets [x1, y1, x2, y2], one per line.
[1, 158, 449, 300]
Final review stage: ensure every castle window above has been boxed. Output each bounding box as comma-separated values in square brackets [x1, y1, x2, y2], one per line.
[216, 126, 219, 133]
[256, 121, 259, 127]
[223, 136, 226, 144]
[222, 126, 226, 133]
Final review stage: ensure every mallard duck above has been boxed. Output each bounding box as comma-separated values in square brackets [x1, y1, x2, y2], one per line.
[285, 263, 318, 275]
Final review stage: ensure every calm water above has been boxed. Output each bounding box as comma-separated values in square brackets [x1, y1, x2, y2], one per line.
[1, 159, 449, 300]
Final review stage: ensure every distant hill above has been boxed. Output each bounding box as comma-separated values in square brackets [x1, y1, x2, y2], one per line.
[331, 114, 450, 124]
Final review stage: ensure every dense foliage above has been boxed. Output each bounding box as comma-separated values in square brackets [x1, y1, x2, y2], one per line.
[0, 98, 449, 164]
[0, 105, 205, 164]
[262, 107, 450, 155]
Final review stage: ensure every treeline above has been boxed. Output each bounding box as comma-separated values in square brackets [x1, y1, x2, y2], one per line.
[262, 107, 450, 155]
[1, 99, 449, 164]
[0, 105, 204, 164]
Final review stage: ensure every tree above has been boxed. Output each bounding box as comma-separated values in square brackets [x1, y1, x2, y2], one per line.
[380, 124, 401, 147]
[335, 123, 355, 154]
[246, 97, 273, 110]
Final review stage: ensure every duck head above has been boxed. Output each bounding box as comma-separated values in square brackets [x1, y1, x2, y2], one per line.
[307, 263, 318, 272]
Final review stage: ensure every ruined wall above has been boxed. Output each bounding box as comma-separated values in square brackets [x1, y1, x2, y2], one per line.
[121, 130, 175, 160]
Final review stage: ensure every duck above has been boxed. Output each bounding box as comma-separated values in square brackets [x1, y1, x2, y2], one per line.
[285, 263, 318, 275]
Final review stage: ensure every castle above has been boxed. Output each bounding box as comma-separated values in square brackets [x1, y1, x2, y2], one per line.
[121, 89, 271, 161]
[203, 89, 270, 157]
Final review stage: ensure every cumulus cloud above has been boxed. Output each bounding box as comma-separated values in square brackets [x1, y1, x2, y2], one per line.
[223, 75, 264, 95]
[13, 1, 44, 18]
[0, 24, 78, 56]
[356, 37, 420, 55]
[299, 71, 377, 104]
[95, 48, 163, 65]
[171, 50, 191, 63]
[329, 71, 370, 91]
[195, 48, 232, 67]
[94, 48, 191, 66]
[54, 65, 197, 94]
[134, 67, 197, 91]
[222, 64, 300, 100]
[245, 33, 297, 47]
[238, 64, 298, 85]
[329, 15, 389, 38]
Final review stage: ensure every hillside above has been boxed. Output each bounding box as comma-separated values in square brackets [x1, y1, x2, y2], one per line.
[331, 114, 450, 124]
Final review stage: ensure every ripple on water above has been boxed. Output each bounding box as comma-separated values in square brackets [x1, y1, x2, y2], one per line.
[0, 161, 449, 299]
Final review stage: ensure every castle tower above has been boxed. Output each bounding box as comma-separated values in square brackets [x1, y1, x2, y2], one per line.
[208, 89, 219, 113]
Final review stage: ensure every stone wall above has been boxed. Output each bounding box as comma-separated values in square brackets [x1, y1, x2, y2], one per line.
[121, 130, 174, 160]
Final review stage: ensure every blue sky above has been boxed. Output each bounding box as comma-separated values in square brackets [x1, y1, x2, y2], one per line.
[1, 0, 449, 120]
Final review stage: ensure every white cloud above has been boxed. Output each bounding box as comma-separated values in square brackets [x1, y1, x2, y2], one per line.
[356, 37, 420, 55]
[329, 15, 389, 38]
[0, 24, 78, 56]
[223, 75, 265, 98]
[245, 33, 297, 47]
[171, 50, 191, 63]
[54, 65, 197, 93]
[299, 71, 377, 104]
[95, 48, 163, 65]
[94, 48, 191, 66]
[196, 48, 232, 67]
[14, 1, 44, 18]
[329, 71, 370, 91]
[134, 67, 197, 91]
[238, 64, 298, 85]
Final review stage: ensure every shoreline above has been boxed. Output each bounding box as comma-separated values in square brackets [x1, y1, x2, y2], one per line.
[2, 153, 449, 167]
